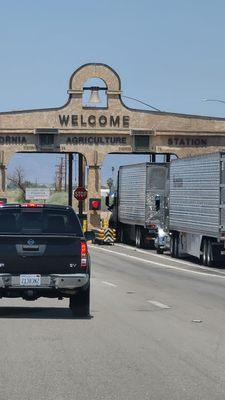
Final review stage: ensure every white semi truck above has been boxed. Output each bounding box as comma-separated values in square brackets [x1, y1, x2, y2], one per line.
[169, 152, 225, 266]
[107, 152, 225, 266]
[107, 162, 169, 251]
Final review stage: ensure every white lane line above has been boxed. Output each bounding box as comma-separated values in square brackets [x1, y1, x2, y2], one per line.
[116, 243, 225, 273]
[90, 245, 225, 280]
[102, 281, 117, 287]
[147, 300, 171, 309]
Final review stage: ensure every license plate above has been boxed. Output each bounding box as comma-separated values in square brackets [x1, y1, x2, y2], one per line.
[20, 274, 41, 286]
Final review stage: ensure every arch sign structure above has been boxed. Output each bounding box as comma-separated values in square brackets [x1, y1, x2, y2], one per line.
[1, 63, 225, 227]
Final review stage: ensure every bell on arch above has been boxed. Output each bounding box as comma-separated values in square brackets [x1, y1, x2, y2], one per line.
[88, 87, 101, 104]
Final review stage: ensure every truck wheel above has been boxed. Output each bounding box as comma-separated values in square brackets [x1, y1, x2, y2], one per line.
[120, 225, 125, 243]
[135, 227, 141, 248]
[202, 239, 208, 266]
[156, 248, 163, 254]
[69, 285, 90, 318]
[136, 226, 145, 248]
[173, 235, 179, 258]
[206, 240, 215, 267]
[170, 235, 175, 257]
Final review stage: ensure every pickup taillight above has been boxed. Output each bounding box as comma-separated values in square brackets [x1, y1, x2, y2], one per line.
[80, 241, 88, 269]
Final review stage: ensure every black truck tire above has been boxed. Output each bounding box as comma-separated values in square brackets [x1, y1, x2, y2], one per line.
[170, 234, 179, 258]
[120, 225, 125, 243]
[202, 239, 208, 266]
[69, 284, 90, 318]
[156, 248, 164, 254]
[174, 235, 179, 258]
[170, 235, 175, 257]
[206, 240, 215, 267]
[135, 226, 145, 248]
[135, 227, 141, 248]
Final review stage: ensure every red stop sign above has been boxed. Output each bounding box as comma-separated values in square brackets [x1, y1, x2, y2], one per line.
[73, 186, 87, 201]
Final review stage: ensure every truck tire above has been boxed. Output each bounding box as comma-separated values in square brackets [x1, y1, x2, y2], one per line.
[135, 227, 141, 248]
[156, 248, 164, 254]
[69, 285, 90, 318]
[120, 224, 128, 244]
[202, 239, 208, 266]
[173, 235, 179, 258]
[206, 240, 215, 267]
[170, 235, 175, 257]
[120, 226, 124, 243]
[136, 226, 146, 248]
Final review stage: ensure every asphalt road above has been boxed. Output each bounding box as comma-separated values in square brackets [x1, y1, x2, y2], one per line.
[1, 244, 225, 400]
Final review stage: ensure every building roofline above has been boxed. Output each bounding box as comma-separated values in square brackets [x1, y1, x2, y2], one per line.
[69, 62, 122, 90]
[0, 80, 225, 122]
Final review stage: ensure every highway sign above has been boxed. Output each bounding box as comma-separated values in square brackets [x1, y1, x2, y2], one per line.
[74, 186, 87, 201]
[25, 188, 50, 200]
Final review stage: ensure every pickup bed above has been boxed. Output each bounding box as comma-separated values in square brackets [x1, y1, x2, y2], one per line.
[0, 203, 91, 317]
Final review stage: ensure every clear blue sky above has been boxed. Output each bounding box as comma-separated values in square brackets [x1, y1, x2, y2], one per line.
[1, 0, 225, 184]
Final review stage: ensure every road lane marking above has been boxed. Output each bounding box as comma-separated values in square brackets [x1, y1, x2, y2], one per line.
[116, 243, 225, 274]
[147, 300, 171, 309]
[102, 281, 117, 287]
[90, 245, 225, 280]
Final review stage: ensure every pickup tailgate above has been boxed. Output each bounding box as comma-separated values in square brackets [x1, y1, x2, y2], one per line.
[0, 235, 83, 274]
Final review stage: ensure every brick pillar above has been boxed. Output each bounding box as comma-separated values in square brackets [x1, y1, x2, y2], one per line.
[87, 164, 101, 229]
[0, 150, 7, 198]
[0, 165, 6, 197]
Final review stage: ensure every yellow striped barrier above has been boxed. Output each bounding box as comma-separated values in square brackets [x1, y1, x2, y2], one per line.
[94, 227, 116, 244]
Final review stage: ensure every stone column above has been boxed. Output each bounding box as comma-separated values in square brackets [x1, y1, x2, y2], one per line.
[87, 165, 101, 229]
[0, 165, 6, 197]
[0, 151, 8, 199]
[85, 150, 103, 230]
[0, 150, 15, 200]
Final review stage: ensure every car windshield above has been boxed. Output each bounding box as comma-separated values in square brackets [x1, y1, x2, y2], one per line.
[0, 208, 83, 235]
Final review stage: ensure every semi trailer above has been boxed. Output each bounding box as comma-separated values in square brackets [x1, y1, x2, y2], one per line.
[169, 152, 225, 266]
[106, 152, 225, 266]
[107, 162, 169, 250]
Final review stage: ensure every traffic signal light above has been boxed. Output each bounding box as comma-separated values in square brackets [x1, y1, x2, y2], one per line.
[89, 198, 101, 210]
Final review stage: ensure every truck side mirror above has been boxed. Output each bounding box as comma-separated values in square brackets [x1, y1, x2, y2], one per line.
[155, 195, 160, 211]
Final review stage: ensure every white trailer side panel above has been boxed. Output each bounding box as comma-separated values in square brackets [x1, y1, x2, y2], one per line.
[118, 163, 147, 226]
[170, 152, 221, 237]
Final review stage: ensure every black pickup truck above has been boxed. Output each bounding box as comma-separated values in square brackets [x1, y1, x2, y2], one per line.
[0, 203, 92, 317]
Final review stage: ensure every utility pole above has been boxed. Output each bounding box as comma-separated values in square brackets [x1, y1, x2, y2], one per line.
[78, 154, 84, 217]
[68, 153, 73, 206]
[55, 157, 64, 192]
[64, 154, 67, 192]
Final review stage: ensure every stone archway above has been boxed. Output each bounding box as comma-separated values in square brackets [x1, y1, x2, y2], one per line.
[1, 62, 225, 227]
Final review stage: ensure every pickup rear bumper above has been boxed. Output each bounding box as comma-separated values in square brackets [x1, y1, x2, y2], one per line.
[0, 273, 89, 290]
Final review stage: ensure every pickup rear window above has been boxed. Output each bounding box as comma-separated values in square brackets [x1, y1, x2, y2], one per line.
[0, 209, 83, 235]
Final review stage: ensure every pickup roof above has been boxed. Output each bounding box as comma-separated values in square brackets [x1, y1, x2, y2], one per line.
[0, 203, 91, 317]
